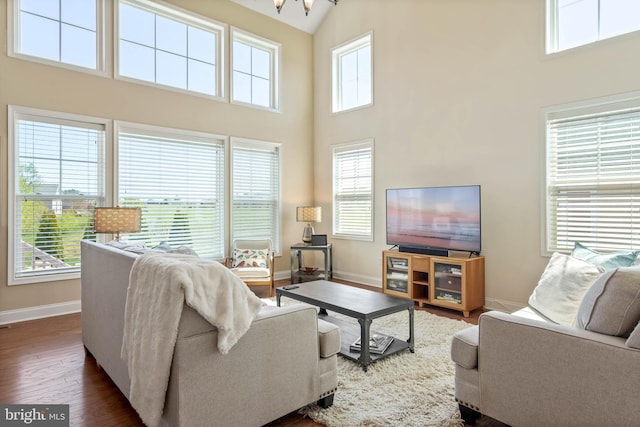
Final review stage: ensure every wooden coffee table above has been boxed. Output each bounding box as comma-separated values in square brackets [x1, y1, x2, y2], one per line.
[276, 280, 414, 371]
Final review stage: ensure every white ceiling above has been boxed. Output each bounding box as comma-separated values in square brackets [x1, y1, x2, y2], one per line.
[230, 0, 335, 34]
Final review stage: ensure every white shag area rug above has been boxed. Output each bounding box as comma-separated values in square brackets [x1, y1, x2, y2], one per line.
[272, 298, 473, 427]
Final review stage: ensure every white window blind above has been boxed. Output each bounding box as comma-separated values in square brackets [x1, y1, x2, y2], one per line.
[11, 109, 106, 284]
[118, 125, 225, 258]
[546, 104, 640, 253]
[231, 138, 281, 253]
[333, 140, 373, 240]
[9, 0, 106, 72]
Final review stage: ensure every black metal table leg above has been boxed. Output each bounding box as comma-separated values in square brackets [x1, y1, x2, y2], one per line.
[358, 317, 373, 371]
[408, 306, 415, 352]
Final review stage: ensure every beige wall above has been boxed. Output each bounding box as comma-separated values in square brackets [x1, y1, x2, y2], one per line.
[0, 0, 314, 313]
[312, 0, 640, 309]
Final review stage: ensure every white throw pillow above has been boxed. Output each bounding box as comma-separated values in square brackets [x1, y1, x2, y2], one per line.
[528, 253, 603, 326]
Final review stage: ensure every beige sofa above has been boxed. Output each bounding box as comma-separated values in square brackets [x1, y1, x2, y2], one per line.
[451, 253, 640, 426]
[80, 240, 339, 427]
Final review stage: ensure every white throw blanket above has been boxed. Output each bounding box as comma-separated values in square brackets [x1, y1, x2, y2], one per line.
[121, 252, 263, 427]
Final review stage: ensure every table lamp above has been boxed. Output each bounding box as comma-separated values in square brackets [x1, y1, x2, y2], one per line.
[296, 206, 321, 243]
[94, 206, 141, 241]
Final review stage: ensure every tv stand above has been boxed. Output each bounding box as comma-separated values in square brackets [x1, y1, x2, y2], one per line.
[398, 246, 448, 257]
[382, 250, 485, 317]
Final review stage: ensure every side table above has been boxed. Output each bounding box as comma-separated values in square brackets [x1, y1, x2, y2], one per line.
[290, 243, 333, 283]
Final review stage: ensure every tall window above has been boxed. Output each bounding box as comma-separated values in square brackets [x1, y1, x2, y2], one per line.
[8, 0, 106, 73]
[545, 96, 640, 253]
[117, 123, 226, 258]
[231, 138, 281, 253]
[332, 32, 372, 113]
[231, 28, 280, 110]
[547, 0, 640, 53]
[117, 0, 225, 98]
[9, 107, 107, 285]
[332, 139, 374, 240]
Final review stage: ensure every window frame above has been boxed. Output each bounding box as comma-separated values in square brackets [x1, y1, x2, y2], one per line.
[331, 31, 373, 114]
[543, 92, 640, 255]
[332, 138, 374, 241]
[7, 0, 109, 76]
[115, 121, 227, 259]
[546, 0, 640, 54]
[230, 27, 281, 112]
[8, 106, 110, 285]
[115, 0, 226, 100]
[230, 137, 282, 254]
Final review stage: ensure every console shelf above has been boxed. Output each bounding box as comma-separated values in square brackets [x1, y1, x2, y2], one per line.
[382, 250, 485, 317]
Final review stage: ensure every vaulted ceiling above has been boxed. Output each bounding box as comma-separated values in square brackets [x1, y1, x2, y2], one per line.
[230, 0, 335, 33]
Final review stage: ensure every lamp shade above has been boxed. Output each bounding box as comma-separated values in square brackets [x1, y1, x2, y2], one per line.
[94, 207, 141, 239]
[296, 206, 321, 223]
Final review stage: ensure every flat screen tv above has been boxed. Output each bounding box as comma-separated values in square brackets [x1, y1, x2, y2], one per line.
[386, 185, 481, 256]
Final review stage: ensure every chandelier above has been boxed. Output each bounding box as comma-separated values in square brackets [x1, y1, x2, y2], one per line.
[274, 0, 338, 16]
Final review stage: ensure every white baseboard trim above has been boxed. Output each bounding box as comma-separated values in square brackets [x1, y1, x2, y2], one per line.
[333, 271, 381, 288]
[0, 300, 81, 325]
[274, 270, 290, 281]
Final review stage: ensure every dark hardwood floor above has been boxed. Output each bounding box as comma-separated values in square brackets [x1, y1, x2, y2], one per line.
[0, 279, 497, 427]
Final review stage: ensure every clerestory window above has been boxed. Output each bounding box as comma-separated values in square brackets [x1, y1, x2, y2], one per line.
[231, 28, 280, 110]
[547, 0, 640, 53]
[8, 0, 107, 73]
[332, 32, 373, 113]
[116, 0, 225, 98]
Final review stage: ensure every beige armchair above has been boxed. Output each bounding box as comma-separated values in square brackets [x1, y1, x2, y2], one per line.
[228, 239, 275, 297]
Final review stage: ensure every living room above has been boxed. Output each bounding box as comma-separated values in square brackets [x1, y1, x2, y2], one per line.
[1, 0, 640, 425]
[2, 0, 640, 322]
[0, 0, 640, 319]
